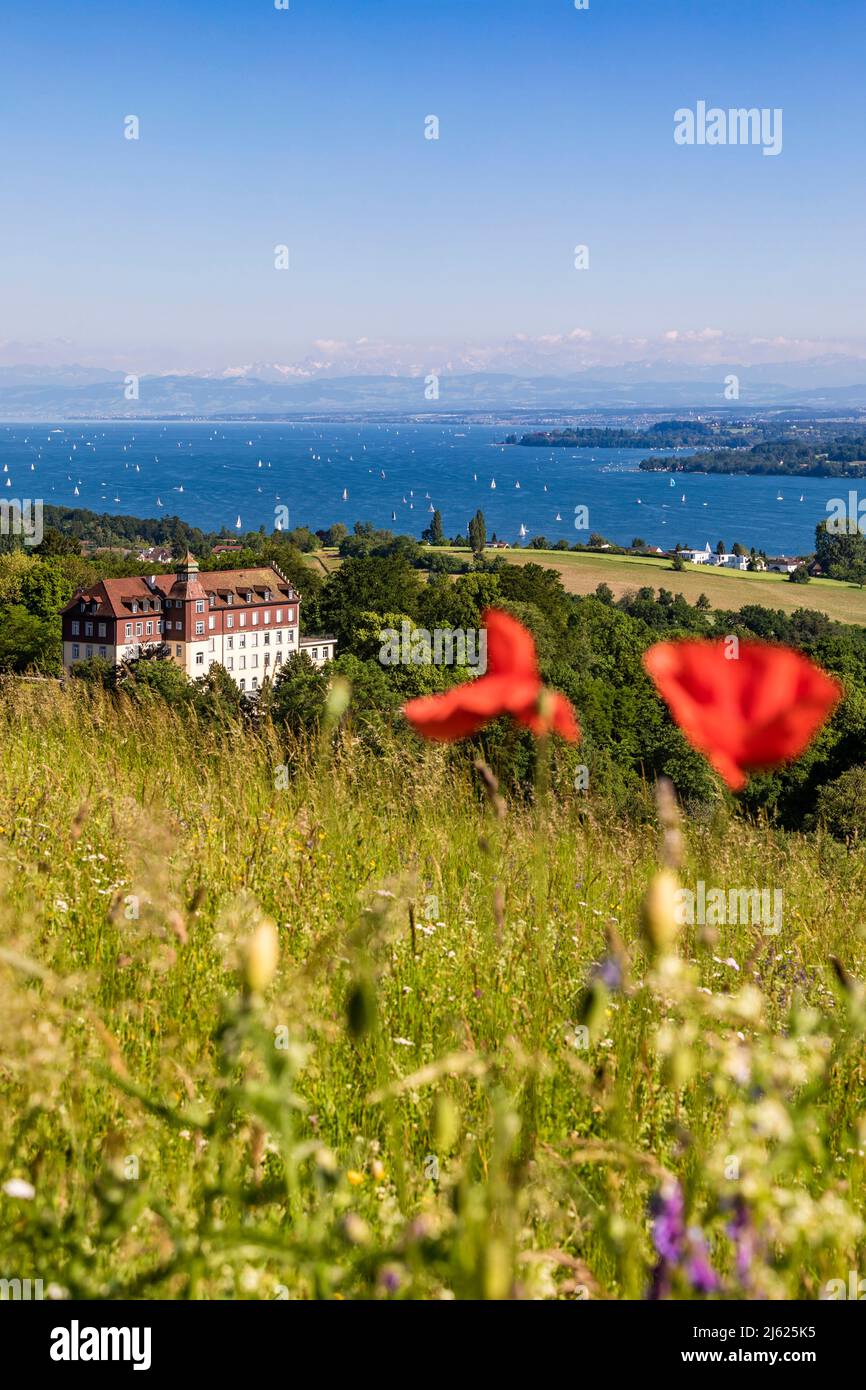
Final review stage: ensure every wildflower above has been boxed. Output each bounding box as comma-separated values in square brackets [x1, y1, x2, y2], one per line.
[641, 869, 681, 953]
[643, 640, 841, 790]
[648, 1180, 720, 1298]
[346, 1169, 365, 1186]
[2, 1178, 36, 1200]
[402, 608, 579, 743]
[243, 920, 279, 994]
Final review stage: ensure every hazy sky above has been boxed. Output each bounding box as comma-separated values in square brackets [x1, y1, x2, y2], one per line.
[1, 0, 864, 373]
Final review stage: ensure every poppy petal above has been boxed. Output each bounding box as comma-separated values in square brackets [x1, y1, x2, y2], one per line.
[481, 607, 540, 682]
[643, 640, 841, 789]
[403, 675, 540, 742]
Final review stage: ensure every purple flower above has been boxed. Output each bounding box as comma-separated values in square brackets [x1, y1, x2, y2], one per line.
[647, 1182, 720, 1298]
[650, 1181, 685, 1262]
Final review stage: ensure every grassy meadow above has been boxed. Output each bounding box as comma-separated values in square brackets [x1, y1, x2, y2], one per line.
[1, 675, 865, 1300]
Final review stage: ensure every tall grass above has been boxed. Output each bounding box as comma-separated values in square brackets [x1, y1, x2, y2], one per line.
[0, 676, 864, 1299]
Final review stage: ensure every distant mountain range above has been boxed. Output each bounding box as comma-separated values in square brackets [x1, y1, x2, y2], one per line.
[1, 358, 866, 417]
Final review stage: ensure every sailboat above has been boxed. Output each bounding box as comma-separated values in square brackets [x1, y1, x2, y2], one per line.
[391, 511, 397, 521]
[515, 481, 520, 489]
[680, 494, 686, 503]
[490, 479, 496, 489]
[518, 523, 527, 539]
[341, 488, 348, 501]
[235, 514, 242, 529]
[799, 494, 804, 502]
[670, 477, 676, 487]
[555, 512, 562, 522]
[157, 497, 163, 507]
[776, 491, 784, 501]
[73, 485, 80, 496]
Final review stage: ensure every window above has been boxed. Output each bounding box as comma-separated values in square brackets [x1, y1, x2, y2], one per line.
[71, 620, 80, 636]
[195, 600, 205, 613]
[208, 616, 215, 630]
[239, 614, 246, 627]
[264, 590, 272, 602]
[176, 645, 182, 657]
[239, 634, 246, 648]
[226, 593, 234, 606]
[275, 651, 282, 665]
[263, 610, 270, 624]
[72, 644, 79, 659]
[264, 632, 270, 646]
[157, 621, 163, 633]
[311, 648, 318, 659]
[142, 599, 150, 612]
[239, 678, 245, 691]
[195, 652, 204, 665]
[252, 655, 258, 668]
[86, 646, 93, 659]
[146, 621, 153, 635]
[195, 622, 204, 636]
[321, 647, 329, 659]
[226, 615, 234, 629]
[288, 629, 295, 643]
[252, 613, 258, 626]
[99, 646, 107, 659]
[135, 622, 143, 636]
[289, 608, 296, 623]
[85, 622, 93, 637]
[227, 636, 233, 650]
[209, 638, 215, 652]
[226, 657, 234, 670]
[209, 595, 215, 608]
[276, 629, 282, 644]
[276, 609, 282, 622]
[98, 623, 106, 637]
[252, 677, 258, 690]
[239, 656, 246, 669]
[264, 652, 270, 665]
[175, 621, 182, 631]
[125, 623, 131, 639]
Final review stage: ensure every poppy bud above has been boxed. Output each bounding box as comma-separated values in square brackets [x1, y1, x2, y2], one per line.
[641, 870, 681, 954]
[244, 920, 279, 994]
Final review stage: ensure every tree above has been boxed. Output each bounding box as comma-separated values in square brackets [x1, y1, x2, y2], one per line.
[0, 605, 61, 673]
[716, 540, 726, 555]
[468, 510, 487, 557]
[422, 509, 445, 546]
[732, 542, 746, 556]
[271, 652, 329, 732]
[631, 538, 647, 551]
[696, 593, 711, 612]
[34, 527, 81, 558]
[671, 553, 686, 572]
[788, 564, 811, 584]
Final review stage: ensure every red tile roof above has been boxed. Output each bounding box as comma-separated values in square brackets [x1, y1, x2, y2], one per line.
[61, 564, 300, 618]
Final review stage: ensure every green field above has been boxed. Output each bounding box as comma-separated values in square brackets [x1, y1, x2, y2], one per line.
[1, 678, 865, 1300]
[461, 548, 866, 625]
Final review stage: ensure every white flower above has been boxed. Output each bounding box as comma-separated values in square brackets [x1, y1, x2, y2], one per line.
[3, 1178, 35, 1200]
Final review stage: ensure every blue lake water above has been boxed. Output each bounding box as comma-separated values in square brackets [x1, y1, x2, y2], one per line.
[0, 420, 844, 556]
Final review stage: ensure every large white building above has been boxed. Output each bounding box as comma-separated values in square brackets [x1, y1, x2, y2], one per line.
[679, 543, 749, 570]
[60, 555, 336, 692]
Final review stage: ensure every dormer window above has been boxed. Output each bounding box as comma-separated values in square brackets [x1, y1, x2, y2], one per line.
[226, 593, 234, 606]
[264, 589, 272, 602]
[245, 590, 253, 603]
[131, 601, 138, 614]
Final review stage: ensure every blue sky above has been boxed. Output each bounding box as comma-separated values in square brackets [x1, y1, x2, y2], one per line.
[1, 0, 863, 373]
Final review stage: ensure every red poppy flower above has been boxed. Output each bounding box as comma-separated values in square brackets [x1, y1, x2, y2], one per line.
[402, 608, 579, 743]
[643, 639, 842, 790]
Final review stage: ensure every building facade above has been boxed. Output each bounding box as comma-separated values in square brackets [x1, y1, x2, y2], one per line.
[60, 556, 336, 692]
